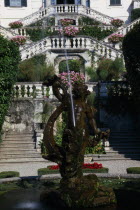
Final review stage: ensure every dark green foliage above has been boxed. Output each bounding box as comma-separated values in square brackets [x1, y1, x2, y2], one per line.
[127, 167, 140, 174]
[38, 167, 108, 176]
[102, 82, 133, 116]
[18, 54, 55, 82]
[122, 23, 140, 109]
[0, 35, 20, 133]
[0, 171, 19, 179]
[86, 58, 124, 82]
[97, 58, 125, 81]
[131, 8, 140, 21]
[59, 59, 81, 73]
[78, 17, 100, 26]
[26, 28, 58, 42]
[79, 26, 114, 40]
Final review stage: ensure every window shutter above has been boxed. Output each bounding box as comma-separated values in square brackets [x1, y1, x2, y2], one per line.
[5, 0, 10, 6]
[21, 0, 27, 7]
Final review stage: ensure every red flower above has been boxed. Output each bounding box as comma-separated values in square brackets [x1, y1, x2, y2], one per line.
[48, 163, 103, 170]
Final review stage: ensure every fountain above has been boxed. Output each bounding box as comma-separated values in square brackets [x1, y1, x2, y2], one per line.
[41, 75, 116, 208]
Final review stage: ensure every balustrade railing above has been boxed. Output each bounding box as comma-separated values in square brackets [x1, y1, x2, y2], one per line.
[13, 82, 98, 100]
[13, 83, 53, 99]
[19, 5, 113, 26]
[20, 36, 122, 60]
[0, 25, 19, 39]
[11, 24, 114, 38]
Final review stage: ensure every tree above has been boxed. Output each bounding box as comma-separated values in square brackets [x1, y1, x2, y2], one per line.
[122, 23, 140, 107]
[0, 35, 20, 134]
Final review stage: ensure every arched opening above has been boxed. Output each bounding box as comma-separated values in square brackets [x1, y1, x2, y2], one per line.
[59, 59, 83, 73]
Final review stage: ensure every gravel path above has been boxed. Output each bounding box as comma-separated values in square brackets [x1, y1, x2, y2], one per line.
[0, 159, 140, 176]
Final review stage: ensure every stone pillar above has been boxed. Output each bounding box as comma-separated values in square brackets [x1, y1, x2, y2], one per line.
[81, 0, 86, 6]
[47, 0, 52, 6]
[35, 130, 44, 152]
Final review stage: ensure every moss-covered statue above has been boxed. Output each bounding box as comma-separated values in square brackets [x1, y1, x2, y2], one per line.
[41, 75, 116, 208]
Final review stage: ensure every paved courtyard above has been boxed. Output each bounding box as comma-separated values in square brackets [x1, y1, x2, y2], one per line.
[0, 159, 140, 177]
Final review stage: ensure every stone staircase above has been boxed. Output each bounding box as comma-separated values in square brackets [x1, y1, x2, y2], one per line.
[85, 130, 140, 162]
[0, 132, 45, 163]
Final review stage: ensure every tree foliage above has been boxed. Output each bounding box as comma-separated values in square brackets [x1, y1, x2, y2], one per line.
[122, 23, 140, 107]
[131, 8, 140, 21]
[0, 35, 20, 133]
[18, 54, 55, 82]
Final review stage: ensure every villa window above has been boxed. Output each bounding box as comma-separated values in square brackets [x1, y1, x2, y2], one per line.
[5, 0, 27, 7]
[110, 0, 121, 6]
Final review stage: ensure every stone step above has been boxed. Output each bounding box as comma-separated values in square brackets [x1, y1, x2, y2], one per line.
[0, 153, 41, 158]
[0, 148, 36, 151]
[0, 145, 35, 149]
[109, 146, 140, 149]
[85, 156, 140, 161]
[1, 142, 35, 145]
[4, 137, 34, 140]
[85, 153, 140, 160]
[2, 140, 34, 144]
[0, 150, 38, 154]
[106, 150, 140, 155]
[0, 157, 46, 163]
[109, 142, 140, 145]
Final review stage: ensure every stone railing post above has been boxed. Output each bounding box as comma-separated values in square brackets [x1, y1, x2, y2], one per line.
[35, 130, 44, 152]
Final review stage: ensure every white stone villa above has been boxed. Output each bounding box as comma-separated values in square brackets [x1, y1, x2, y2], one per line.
[1, 0, 140, 163]
[0, 0, 140, 26]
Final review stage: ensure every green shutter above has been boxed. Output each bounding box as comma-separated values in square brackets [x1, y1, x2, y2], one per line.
[22, 0, 27, 7]
[5, 0, 10, 6]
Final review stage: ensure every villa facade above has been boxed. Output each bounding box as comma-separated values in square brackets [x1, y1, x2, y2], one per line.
[0, 0, 140, 27]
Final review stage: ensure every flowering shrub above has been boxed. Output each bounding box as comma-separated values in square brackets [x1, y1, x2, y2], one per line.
[108, 33, 124, 43]
[48, 163, 103, 170]
[58, 71, 85, 88]
[59, 26, 79, 37]
[11, 35, 26, 45]
[60, 19, 74, 26]
[111, 19, 124, 27]
[9, 21, 23, 29]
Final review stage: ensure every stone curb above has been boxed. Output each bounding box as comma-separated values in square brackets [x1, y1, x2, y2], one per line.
[0, 173, 140, 183]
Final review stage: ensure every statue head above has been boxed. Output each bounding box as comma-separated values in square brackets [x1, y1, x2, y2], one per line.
[72, 82, 90, 100]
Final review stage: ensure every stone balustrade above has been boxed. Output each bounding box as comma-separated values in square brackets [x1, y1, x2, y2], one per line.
[19, 5, 113, 26]
[103, 17, 140, 43]
[13, 82, 53, 99]
[11, 25, 114, 38]
[20, 36, 122, 60]
[0, 25, 18, 39]
[13, 82, 98, 100]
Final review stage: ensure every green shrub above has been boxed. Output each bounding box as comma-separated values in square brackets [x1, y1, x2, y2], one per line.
[86, 67, 99, 82]
[127, 167, 140, 174]
[18, 54, 55, 82]
[78, 26, 114, 40]
[0, 35, 20, 133]
[131, 8, 140, 22]
[26, 28, 58, 42]
[78, 17, 100, 26]
[97, 58, 125, 81]
[38, 167, 108, 176]
[0, 171, 19, 179]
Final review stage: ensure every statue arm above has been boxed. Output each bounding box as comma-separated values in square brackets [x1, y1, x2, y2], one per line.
[43, 104, 64, 164]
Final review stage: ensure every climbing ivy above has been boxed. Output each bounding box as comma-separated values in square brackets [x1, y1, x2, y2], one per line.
[0, 35, 20, 136]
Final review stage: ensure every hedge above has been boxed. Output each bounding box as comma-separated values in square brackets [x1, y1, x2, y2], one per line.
[0, 171, 20, 179]
[127, 167, 140, 174]
[38, 167, 108, 176]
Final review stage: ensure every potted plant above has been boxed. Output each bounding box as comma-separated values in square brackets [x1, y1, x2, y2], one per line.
[111, 19, 124, 27]
[9, 21, 23, 29]
[11, 35, 26, 45]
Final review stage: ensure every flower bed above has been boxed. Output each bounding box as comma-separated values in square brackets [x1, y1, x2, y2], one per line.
[58, 71, 85, 88]
[59, 26, 79, 37]
[11, 35, 26, 45]
[111, 19, 124, 27]
[9, 21, 23, 29]
[60, 19, 74, 26]
[108, 33, 124, 43]
[38, 163, 109, 175]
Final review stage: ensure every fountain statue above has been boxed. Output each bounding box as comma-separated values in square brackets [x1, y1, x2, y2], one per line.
[41, 75, 116, 208]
